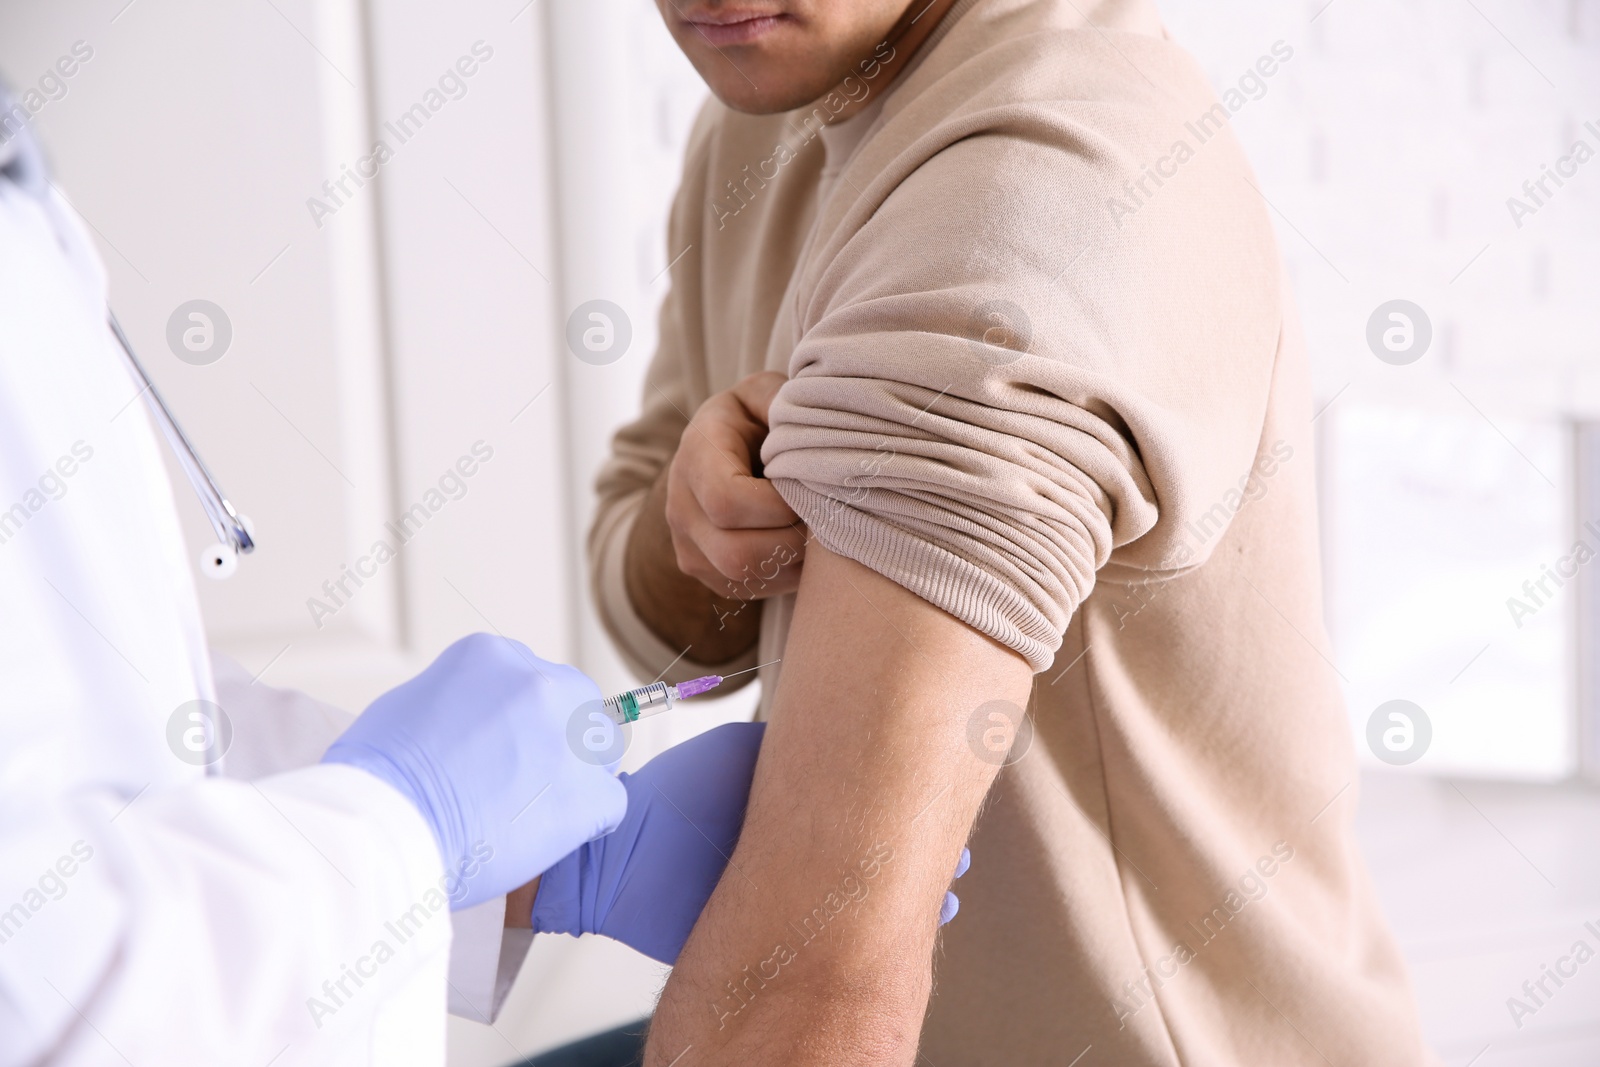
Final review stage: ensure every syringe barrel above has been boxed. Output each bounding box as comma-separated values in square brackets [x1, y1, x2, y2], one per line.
[602, 681, 675, 724]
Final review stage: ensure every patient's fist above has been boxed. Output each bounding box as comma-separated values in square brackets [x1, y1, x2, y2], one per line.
[666, 372, 807, 599]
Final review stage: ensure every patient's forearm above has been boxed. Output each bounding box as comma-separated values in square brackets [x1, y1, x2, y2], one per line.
[644, 547, 1032, 1066]
[624, 469, 761, 664]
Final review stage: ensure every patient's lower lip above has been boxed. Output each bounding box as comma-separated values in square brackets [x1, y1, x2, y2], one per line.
[684, 13, 788, 47]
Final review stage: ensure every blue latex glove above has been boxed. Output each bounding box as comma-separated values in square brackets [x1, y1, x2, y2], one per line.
[940, 848, 972, 924]
[532, 722, 764, 963]
[530, 722, 972, 962]
[324, 634, 627, 910]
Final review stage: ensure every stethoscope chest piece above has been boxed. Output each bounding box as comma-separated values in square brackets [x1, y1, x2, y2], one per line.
[107, 312, 256, 580]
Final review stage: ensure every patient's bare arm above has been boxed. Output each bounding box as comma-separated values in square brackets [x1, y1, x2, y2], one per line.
[644, 545, 1033, 1066]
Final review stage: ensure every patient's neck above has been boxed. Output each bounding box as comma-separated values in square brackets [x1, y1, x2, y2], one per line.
[826, 0, 963, 123]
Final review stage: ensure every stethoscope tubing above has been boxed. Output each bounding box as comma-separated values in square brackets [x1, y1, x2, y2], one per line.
[107, 310, 254, 558]
[2, 80, 253, 571]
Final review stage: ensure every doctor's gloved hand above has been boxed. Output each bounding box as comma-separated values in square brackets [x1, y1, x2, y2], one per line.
[323, 634, 626, 911]
[530, 721, 765, 963]
[941, 847, 972, 925]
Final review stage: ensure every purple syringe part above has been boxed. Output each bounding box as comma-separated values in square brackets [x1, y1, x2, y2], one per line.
[602, 662, 778, 725]
[672, 675, 723, 700]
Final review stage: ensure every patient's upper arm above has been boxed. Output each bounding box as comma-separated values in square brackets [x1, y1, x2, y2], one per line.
[645, 545, 1031, 1065]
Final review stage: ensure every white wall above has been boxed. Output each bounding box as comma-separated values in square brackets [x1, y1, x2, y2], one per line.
[0, 0, 582, 712]
[1158, 0, 1600, 779]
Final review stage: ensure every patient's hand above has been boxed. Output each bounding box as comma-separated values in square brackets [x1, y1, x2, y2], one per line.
[665, 371, 806, 599]
[624, 372, 805, 663]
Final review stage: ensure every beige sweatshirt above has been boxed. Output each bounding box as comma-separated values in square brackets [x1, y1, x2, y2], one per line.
[589, 0, 1429, 1062]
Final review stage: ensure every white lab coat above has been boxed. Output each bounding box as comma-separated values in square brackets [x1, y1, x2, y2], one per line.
[0, 158, 526, 1063]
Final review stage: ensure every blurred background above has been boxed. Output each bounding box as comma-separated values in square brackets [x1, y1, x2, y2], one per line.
[1, 0, 1596, 1062]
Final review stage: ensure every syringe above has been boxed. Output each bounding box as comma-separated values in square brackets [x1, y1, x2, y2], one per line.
[600, 661, 777, 725]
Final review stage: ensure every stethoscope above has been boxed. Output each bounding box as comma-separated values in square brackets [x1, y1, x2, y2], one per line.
[106, 312, 255, 580]
[0, 93, 254, 580]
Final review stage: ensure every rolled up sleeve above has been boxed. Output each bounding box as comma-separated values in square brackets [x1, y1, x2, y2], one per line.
[761, 120, 1280, 670]
[764, 327, 1152, 670]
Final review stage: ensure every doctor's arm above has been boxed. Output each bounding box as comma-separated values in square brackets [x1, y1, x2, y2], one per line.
[218, 646, 773, 982]
[220, 654, 537, 1021]
[0, 634, 625, 1065]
